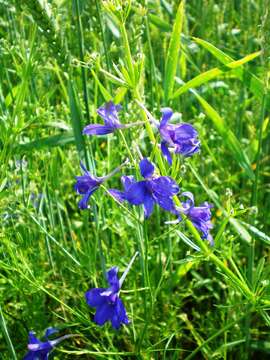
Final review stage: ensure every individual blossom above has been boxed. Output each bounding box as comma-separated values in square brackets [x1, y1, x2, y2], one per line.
[137, 102, 200, 165]
[74, 160, 128, 210]
[109, 158, 179, 218]
[83, 101, 144, 136]
[85, 252, 138, 330]
[159, 108, 200, 165]
[23, 328, 74, 360]
[180, 191, 214, 245]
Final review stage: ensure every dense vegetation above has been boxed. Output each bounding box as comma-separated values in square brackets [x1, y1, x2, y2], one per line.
[1, 0, 270, 359]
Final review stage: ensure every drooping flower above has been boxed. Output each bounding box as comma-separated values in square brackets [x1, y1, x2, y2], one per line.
[83, 101, 144, 136]
[23, 328, 74, 360]
[74, 160, 128, 210]
[159, 108, 200, 165]
[85, 252, 138, 330]
[180, 191, 213, 245]
[109, 158, 179, 218]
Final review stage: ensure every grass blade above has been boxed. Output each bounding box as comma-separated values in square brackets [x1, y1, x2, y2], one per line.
[191, 90, 254, 179]
[164, 0, 184, 101]
[0, 306, 17, 360]
[172, 51, 260, 98]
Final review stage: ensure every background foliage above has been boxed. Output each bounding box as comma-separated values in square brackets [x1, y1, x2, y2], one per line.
[0, 0, 270, 359]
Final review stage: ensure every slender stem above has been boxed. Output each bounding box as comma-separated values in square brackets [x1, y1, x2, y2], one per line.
[74, 0, 90, 122]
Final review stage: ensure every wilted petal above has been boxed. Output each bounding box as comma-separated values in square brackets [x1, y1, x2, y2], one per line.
[83, 124, 115, 135]
[139, 158, 155, 179]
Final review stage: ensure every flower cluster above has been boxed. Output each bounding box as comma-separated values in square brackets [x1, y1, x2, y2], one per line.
[24, 101, 213, 358]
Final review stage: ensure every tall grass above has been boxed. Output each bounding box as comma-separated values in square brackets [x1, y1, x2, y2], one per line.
[0, 1, 270, 359]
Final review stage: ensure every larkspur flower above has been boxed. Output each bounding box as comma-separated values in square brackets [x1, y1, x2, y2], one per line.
[83, 101, 144, 136]
[180, 192, 214, 245]
[74, 160, 128, 210]
[109, 158, 179, 218]
[85, 252, 138, 330]
[23, 328, 74, 360]
[159, 108, 200, 165]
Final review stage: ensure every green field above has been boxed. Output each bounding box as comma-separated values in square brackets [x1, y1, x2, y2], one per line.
[1, 0, 270, 359]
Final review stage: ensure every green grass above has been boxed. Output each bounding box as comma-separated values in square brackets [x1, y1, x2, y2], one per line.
[1, 0, 270, 359]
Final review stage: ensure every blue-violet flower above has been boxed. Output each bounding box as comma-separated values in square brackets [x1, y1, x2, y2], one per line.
[23, 328, 74, 360]
[74, 160, 128, 210]
[83, 101, 144, 136]
[85, 252, 138, 330]
[109, 158, 179, 218]
[180, 191, 213, 245]
[159, 108, 200, 164]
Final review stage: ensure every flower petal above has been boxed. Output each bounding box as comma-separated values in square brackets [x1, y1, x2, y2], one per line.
[143, 193, 155, 218]
[160, 107, 173, 128]
[125, 181, 148, 205]
[108, 189, 126, 203]
[139, 158, 155, 178]
[106, 267, 120, 292]
[111, 297, 129, 330]
[161, 141, 172, 165]
[97, 101, 122, 127]
[121, 175, 135, 192]
[78, 188, 98, 209]
[150, 177, 179, 197]
[173, 123, 198, 140]
[83, 124, 115, 135]
[94, 302, 114, 326]
[85, 288, 107, 307]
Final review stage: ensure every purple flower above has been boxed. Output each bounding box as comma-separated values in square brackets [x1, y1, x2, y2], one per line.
[109, 158, 179, 218]
[23, 328, 73, 360]
[159, 108, 200, 165]
[85, 252, 138, 330]
[181, 192, 213, 245]
[75, 160, 128, 210]
[74, 163, 104, 210]
[83, 101, 123, 135]
[83, 101, 145, 136]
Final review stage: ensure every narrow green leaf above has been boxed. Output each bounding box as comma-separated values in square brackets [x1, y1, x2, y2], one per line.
[164, 0, 184, 101]
[193, 37, 264, 99]
[149, 14, 171, 32]
[0, 306, 17, 360]
[172, 51, 260, 98]
[240, 221, 270, 246]
[176, 230, 201, 251]
[68, 80, 87, 161]
[192, 91, 254, 179]
[91, 70, 112, 101]
[16, 133, 75, 153]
